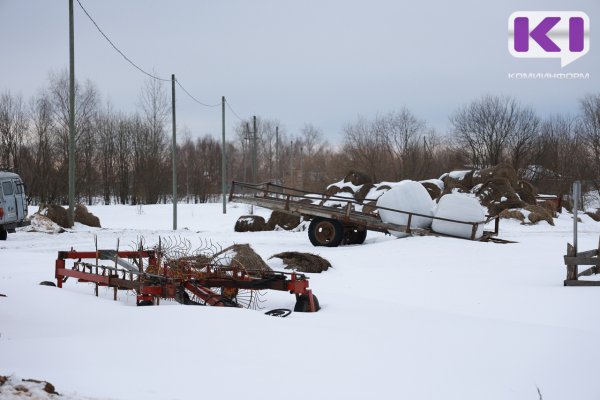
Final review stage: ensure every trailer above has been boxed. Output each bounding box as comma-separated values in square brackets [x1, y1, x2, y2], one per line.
[229, 181, 505, 246]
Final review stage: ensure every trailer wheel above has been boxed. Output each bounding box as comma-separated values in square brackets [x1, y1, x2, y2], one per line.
[0, 229, 7, 241]
[345, 228, 367, 245]
[308, 218, 343, 247]
[294, 294, 320, 312]
[137, 300, 154, 306]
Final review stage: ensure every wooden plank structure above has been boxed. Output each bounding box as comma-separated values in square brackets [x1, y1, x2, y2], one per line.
[563, 238, 600, 286]
[229, 181, 508, 245]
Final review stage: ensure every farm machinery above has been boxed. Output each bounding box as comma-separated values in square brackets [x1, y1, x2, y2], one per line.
[52, 239, 319, 313]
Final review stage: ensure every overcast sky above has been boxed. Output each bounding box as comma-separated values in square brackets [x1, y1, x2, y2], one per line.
[1, 0, 598, 143]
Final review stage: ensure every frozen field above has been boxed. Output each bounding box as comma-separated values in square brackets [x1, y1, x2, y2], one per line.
[1, 203, 600, 399]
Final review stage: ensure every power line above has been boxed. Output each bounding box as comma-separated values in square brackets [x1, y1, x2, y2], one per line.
[225, 100, 244, 121]
[77, 0, 251, 119]
[76, 0, 170, 82]
[175, 79, 220, 108]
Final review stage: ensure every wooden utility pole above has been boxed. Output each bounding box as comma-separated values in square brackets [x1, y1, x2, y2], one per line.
[275, 126, 280, 184]
[221, 96, 226, 214]
[300, 146, 304, 190]
[68, 0, 75, 226]
[252, 115, 257, 184]
[171, 74, 177, 230]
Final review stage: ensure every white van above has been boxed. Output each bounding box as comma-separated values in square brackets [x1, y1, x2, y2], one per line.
[0, 171, 28, 240]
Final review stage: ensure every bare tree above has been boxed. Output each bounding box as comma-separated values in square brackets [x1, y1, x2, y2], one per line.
[0, 91, 28, 170]
[135, 78, 169, 204]
[450, 95, 539, 169]
[26, 91, 57, 202]
[579, 94, 600, 182]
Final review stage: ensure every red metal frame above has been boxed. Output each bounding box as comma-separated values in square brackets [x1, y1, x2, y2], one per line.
[54, 249, 318, 312]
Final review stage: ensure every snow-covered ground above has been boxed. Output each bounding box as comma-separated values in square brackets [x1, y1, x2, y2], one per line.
[1, 203, 600, 400]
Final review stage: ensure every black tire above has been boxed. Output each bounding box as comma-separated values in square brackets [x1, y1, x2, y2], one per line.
[39, 281, 56, 287]
[294, 294, 320, 312]
[137, 300, 154, 306]
[308, 218, 343, 247]
[0, 229, 7, 241]
[345, 228, 367, 245]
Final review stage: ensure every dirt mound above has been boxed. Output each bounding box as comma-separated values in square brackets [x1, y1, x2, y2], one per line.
[265, 211, 301, 231]
[234, 215, 266, 232]
[343, 170, 373, 186]
[524, 205, 555, 226]
[74, 204, 101, 228]
[38, 203, 72, 228]
[270, 251, 332, 273]
[475, 177, 524, 215]
[421, 182, 442, 200]
[472, 163, 518, 188]
[499, 209, 525, 222]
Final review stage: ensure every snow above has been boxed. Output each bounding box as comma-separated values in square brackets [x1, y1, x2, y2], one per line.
[419, 178, 444, 190]
[376, 180, 434, 237]
[440, 170, 471, 181]
[22, 215, 63, 234]
[326, 179, 362, 193]
[432, 194, 486, 239]
[2, 203, 600, 400]
[321, 191, 355, 207]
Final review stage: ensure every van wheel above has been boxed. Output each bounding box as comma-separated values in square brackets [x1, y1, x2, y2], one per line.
[0, 229, 7, 241]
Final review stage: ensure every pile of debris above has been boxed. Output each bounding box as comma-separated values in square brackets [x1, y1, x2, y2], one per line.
[316, 165, 559, 225]
[25, 203, 102, 233]
[235, 211, 303, 233]
[0, 375, 61, 399]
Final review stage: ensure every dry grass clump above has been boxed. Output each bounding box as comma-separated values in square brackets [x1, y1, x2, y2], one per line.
[74, 203, 101, 227]
[499, 209, 525, 222]
[516, 181, 537, 205]
[524, 205, 555, 226]
[265, 211, 301, 231]
[343, 170, 373, 186]
[472, 163, 518, 188]
[475, 177, 524, 215]
[354, 183, 374, 203]
[234, 215, 266, 232]
[38, 203, 72, 228]
[270, 251, 331, 273]
[421, 182, 441, 200]
[586, 209, 600, 222]
[362, 201, 378, 215]
[224, 244, 272, 274]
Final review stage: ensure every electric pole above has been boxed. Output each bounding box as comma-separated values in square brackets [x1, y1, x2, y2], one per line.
[171, 74, 177, 230]
[68, 0, 75, 226]
[275, 126, 280, 184]
[221, 96, 226, 214]
[300, 146, 304, 190]
[252, 115, 257, 184]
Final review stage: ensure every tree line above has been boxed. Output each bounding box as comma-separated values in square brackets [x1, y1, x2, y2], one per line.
[1, 70, 600, 205]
